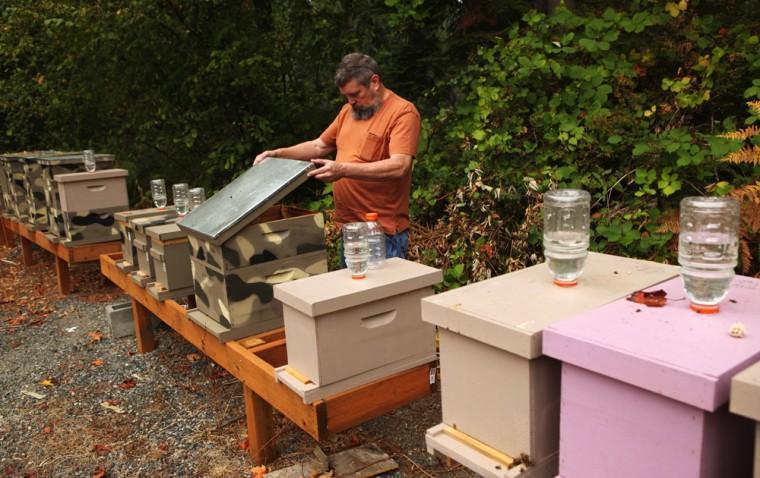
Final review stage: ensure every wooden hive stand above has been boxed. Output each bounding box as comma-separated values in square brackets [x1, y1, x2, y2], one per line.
[2, 215, 120, 294]
[99, 252, 437, 465]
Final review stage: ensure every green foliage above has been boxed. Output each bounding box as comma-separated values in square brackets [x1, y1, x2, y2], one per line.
[415, 1, 760, 280]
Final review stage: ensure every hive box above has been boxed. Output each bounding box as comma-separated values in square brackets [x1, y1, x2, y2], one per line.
[114, 207, 176, 272]
[273, 258, 442, 403]
[146, 223, 194, 301]
[422, 253, 679, 478]
[53, 169, 128, 245]
[37, 153, 115, 240]
[128, 212, 178, 287]
[179, 158, 327, 342]
[731, 361, 760, 478]
[22, 156, 48, 230]
[0, 154, 31, 221]
[543, 275, 760, 478]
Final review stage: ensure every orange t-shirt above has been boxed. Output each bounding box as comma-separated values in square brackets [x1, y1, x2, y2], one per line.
[319, 89, 421, 235]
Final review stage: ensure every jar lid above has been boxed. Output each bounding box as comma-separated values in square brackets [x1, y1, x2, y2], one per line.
[543, 188, 590, 205]
[365, 212, 378, 221]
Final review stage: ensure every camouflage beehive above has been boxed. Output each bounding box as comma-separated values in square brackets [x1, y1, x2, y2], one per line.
[36, 153, 115, 240]
[0, 153, 32, 221]
[128, 212, 178, 287]
[53, 169, 129, 245]
[146, 223, 194, 301]
[179, 158, 327, 342]
[22, 154, 50, 230]
[0, 159, 10, 213]
[115, 207, 177, 272]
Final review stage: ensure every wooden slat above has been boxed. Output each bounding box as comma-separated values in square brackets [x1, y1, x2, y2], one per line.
[324, 363, 436, 434]
[243, 384, 277, 465]
[441, 425, 515, 466]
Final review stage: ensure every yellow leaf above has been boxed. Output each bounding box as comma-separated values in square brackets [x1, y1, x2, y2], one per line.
[40, 378, 57, 387]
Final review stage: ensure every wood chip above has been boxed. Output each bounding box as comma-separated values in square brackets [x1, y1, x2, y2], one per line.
[100, 401, 125, 414]
[21, 390, 46, 399]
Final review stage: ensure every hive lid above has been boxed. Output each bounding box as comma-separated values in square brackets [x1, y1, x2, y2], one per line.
[146, 223, 186, 241]
[53, 168, 128, 183]
[273, 258, 442, 316]
[543, 275, 760, 412]
[131, 213, 178, 232]
[0, 151, 57, 163]
[36, 153, 115, 166]
[421, 252, 679, 360]
[177, 158, 314, 245]
[115, 206, 177, 223]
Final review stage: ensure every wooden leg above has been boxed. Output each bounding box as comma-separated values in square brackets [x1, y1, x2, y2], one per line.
[54, 256, 71, 294]
[243, 385, 277, 465]
[132, 297, 156, 353]
[0, 220, 8, 247]
[21, 236, 34, 266]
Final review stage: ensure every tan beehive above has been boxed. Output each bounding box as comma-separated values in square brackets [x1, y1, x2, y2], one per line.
[731, 360, 760, 478]
[146, 222, 194, 300]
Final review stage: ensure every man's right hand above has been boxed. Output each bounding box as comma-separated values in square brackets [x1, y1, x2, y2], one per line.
[253, 150, 278, 166]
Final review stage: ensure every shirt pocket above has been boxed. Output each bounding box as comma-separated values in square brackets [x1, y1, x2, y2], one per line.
[359, 132, 384, 162]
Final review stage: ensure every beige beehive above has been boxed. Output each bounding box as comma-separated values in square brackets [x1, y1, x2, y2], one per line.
[730, 360, 760, 478]
[146, 222, 194, 301]
[422, 252, 679, 478]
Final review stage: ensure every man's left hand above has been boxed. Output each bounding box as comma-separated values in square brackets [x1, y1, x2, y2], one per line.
[308, 159, 345, 182]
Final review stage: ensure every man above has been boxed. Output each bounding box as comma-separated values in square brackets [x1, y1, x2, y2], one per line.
[254, 52, 421, 260]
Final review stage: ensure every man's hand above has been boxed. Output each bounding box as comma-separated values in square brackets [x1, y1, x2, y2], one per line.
[253, 149, 278, 166]
[308, 159, 345, 182]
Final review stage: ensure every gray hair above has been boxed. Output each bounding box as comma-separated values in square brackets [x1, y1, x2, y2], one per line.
[334, 53, 380, 87]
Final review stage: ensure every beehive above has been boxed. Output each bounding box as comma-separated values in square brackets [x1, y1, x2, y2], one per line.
[146, 222, 194, 301]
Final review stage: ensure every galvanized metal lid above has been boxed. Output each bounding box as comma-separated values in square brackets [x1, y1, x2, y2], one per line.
[177, 158, 314, 245]
[53, 168, 128, 183]
[35, 152, 115, 165]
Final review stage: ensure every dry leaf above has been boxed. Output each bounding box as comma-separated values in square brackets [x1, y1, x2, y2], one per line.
[92, 466, 107, 478]
[251, 465, 267, 478]
[42, 425, 53, 434]
[118, 378, 137, 390]
[186, 353, 201, 362]
[239, 438, 249, 450]
[92, 444, 111, 455]
[39, 378, 58, 387]
[88, 331, 104, 343]
[21, 390, 46, 399]
[91, 359, 105, 367]
[100, 401, 125, 414]
[626, 289, 667, 307]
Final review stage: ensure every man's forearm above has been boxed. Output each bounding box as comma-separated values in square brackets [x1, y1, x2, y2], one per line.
[275, 140, 331, 161]
[338, 155, 412, 180]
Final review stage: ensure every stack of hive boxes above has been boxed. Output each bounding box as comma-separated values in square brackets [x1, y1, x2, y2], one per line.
[128, 211, 178, 288]
[0, 153, 33, 222]
[36, 152, 116, 243]
[731, 360, 760, 478]
[22, 153, 51, 230]
[146, 222, 194, 300]
[179, 158, 327, 342]
[114, 207, 177, 273]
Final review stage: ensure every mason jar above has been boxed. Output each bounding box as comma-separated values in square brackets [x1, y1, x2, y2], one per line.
[543, 189, 591, 286]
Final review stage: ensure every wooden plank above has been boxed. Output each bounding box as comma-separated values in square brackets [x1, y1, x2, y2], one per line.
[441, 425, 515, 466]
[68, 240, 121, 263]
[54, 256, 71, 295]
[131, 297, 156, 353]
[20, 236, 34, 266]
[243, 384, 277, 465]
[324, 363, 436, 435]
[252, 341, 288, 369]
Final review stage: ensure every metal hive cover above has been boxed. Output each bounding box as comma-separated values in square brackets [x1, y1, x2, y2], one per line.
[177, 158, 314, 245]
[35, 152, 115, 165]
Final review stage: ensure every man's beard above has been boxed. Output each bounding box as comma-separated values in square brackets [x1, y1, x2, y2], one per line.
[352, 97, 382, 120]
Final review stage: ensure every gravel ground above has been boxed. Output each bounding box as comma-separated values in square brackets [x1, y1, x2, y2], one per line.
[0, 241, 477, 478]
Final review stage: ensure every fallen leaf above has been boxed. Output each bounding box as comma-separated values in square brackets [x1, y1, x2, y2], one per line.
[118, 378, 137, 390]
[251, 465, 267, 478]
[157, 442, 169, 452]
[92, 443, 111, 455]
[21, 390, 46, 399]
[91, 359, 105, 367]
[186, 353, 201, 362]
[239, 438, 249, 450]
[100, 401, 125, 414]
[6, 316, 26, 326]
[39, 378, 58, 387]
[92, 466, 107, 478]
[626, 289, 667, 307]
[42, 425, 53, 434]
[88, 331, 103, 343]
